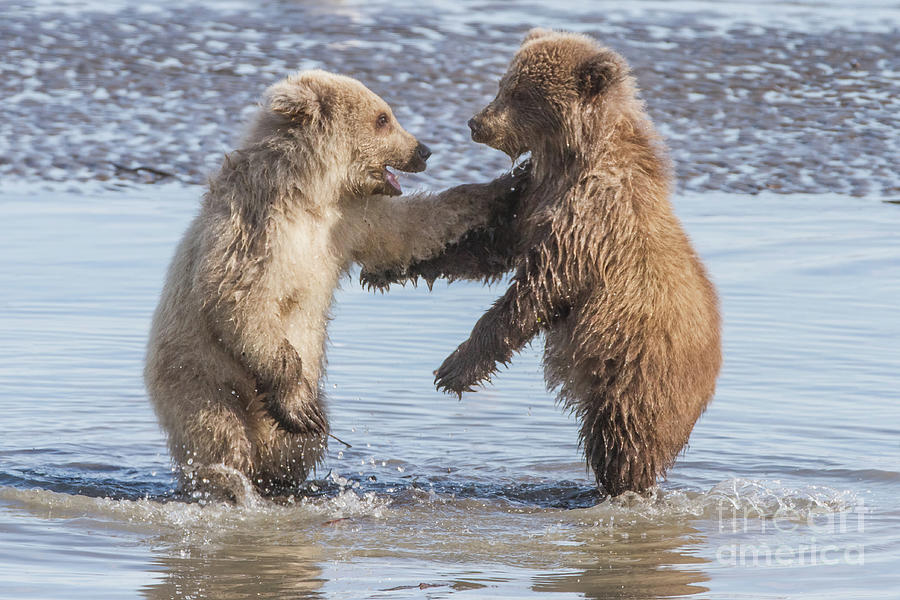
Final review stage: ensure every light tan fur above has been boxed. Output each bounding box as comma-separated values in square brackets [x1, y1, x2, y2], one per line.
[145, 70, 516, 500]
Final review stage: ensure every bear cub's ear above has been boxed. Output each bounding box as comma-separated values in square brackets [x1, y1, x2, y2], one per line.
[522, 27, 554, 44]
[266, 77, 331, 124]
[575, 53, 626, 98]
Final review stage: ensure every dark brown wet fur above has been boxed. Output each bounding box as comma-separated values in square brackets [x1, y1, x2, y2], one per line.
[362, 30, 722, 496]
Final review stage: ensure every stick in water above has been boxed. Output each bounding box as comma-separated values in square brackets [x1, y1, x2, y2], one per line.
[328, 432, 352, 448]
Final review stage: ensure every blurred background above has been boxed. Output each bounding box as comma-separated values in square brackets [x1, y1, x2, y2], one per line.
[2, 0, 898, 196]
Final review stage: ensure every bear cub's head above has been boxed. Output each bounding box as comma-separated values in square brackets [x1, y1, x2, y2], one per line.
[468, 29, 631, 160]
[259, 70, 431, 197]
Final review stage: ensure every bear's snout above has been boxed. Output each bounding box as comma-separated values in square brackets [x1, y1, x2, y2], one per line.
[397, 142, 430, 173]
[416, 142, 432, 163]
[468, 116, 487, 143]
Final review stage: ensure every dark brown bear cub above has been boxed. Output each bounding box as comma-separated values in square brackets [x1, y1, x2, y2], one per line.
[363, 29, 722, 497]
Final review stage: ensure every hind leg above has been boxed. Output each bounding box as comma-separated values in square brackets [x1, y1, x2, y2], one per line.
[246, 394, 328, 496]
[554, 364, 661, 497]
[183, 463, 257, 504]
[583, 419, 659, 497]
[150, 374, 257, 503]
[579, 387, 670, 497]
[168, 400, 256, 502]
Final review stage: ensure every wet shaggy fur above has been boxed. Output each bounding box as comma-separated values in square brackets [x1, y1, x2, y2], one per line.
[362, 31, 722, 496]
[145, 70, 518, 500]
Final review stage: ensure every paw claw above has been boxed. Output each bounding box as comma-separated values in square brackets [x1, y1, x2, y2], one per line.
[264, 391, 327, 437]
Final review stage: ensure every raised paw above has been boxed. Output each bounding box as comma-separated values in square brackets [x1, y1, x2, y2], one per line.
[263, 384, 328, 436]
[265, 398, 327, 436]
[433, 341, 483, 398]
[359, 267, 406, 292]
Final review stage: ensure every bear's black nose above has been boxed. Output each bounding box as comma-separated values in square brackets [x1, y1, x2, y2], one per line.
[416, 143, 432, 162]
[468, 117, 487, 143]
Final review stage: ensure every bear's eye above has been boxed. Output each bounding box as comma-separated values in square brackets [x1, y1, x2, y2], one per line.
[376, 113, 389, 129]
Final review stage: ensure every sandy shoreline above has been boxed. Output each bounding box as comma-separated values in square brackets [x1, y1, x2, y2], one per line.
[2, 0, 898, 196]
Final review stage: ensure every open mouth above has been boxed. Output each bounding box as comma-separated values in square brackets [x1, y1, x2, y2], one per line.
[384, 167, 402, 195]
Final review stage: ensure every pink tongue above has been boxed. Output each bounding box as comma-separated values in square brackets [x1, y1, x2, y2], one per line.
[385, 169, 402, 193]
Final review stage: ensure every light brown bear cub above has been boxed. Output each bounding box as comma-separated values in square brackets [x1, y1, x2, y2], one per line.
[363, 31, 722, 497]
[145, 70, 517, 500]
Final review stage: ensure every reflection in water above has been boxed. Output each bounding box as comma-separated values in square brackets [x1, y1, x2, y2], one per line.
[139, 498, 712, 599]
[533, 522, 710, 598]
[144, 534, 325, 600]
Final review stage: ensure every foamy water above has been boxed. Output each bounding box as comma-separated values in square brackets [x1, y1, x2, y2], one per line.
[2, 0, 899, 598]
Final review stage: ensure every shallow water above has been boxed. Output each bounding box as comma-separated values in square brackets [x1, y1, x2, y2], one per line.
[2, 0, 900, 598]
[2, 184, 898, 598]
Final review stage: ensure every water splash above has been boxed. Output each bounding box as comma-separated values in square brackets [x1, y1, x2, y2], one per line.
[566, 477, 862, 528]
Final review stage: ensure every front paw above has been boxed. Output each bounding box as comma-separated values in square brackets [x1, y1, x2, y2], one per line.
[434, 341, 488, 397]
[360, 267, 406, 292]
[264, 386, 328, 436]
